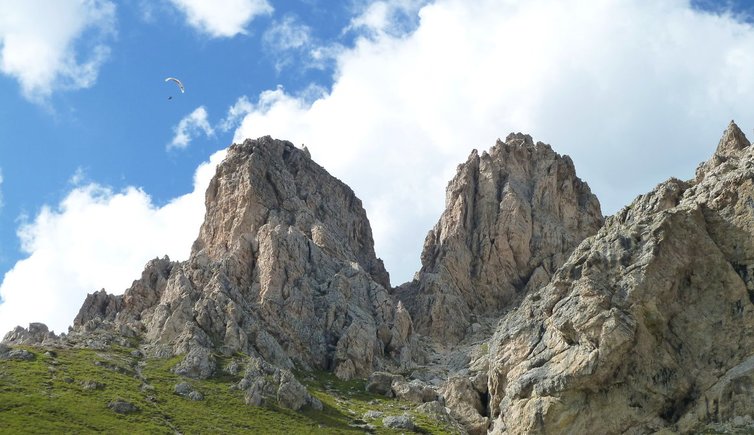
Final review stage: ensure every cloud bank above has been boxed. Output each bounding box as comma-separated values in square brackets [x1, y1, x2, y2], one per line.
[169, 0, 272, 38]
[0, 150, 226, 335]
[0, 0, 116, 101]
[169, 106, 214, 150]
[233, 0, 754, 284]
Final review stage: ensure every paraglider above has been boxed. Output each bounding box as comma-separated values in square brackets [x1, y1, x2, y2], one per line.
[165, 77, 184, 100]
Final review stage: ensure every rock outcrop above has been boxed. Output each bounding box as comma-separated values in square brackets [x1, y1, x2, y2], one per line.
[2, 322, 56, 345]
[61, 137, 416, 381]
[397, 133, 603, 344]
[487, 121, 754, 434]
[9, 122, 754, 433]
[235, 356, 322, 411]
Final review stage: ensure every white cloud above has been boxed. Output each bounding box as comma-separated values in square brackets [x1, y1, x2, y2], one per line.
[234, 0, 754, 284]
[169, 0, 272, 38]
[169, 106, 214, 150]
[347, 0, 427, 38]
[0, 150, 226, 335]
[0, 0, 116, 102]
[219, 96, 254, 132]
[263, 16, 311, 51]
[69, 167, 87, 186]
[262, 15, 343, 72]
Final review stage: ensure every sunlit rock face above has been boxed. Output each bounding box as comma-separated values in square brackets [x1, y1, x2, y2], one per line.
[397, 133, 603, 344]
[67, 137, 417, 381]
[11, 123, 754, 433]
[487, 122, 754, 434]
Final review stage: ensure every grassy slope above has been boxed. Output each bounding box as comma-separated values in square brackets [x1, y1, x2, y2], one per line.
[0, 346, 457, 434]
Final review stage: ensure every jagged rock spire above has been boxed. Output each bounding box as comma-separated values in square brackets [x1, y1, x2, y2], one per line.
[487, 122, 754, 434]
[715, 120, 750, 157]
[696, 121, 752, 182]
[396, 134, 603, 344]
[61, 137, 417, 382]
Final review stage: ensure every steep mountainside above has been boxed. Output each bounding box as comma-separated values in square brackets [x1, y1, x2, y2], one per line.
[5, 123, 754, 434]
[486, 121, 754, 434]
[396, 133, 603, 344]
[58, 137, 416, 384]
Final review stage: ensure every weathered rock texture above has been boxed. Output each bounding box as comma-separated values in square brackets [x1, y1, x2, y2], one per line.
[62, 137, 416, 382]
[487, 121, 754, 434]
[235, 356, 321, 411]
[397, 134, 603, 343]
[2, 322, 56, 346]
[9, 123, 754, 433]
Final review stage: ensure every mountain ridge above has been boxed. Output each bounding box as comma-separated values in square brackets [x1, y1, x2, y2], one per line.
[4, 123, 754, 434]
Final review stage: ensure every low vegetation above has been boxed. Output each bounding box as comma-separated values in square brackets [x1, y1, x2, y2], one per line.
[0, 345, 457, 434]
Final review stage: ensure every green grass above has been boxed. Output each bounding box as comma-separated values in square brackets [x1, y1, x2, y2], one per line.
[0, 346, 458, 434]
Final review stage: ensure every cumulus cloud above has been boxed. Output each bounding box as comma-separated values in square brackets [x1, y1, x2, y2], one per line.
[0, 150, 226, 335]
[234, 0, 754, 284]
[169, 0, 272, 38]
[0, 0, 116, 101]
[219, 96, 254, 132]
[169, 106, 214, 150]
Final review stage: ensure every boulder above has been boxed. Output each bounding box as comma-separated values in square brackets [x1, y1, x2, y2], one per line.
[442, 376, 488, 434]
[383, 415, 415, 430]
[366, 371, 403, 396]
[392, 379, 437, 403]
[107, 399, 138, 414]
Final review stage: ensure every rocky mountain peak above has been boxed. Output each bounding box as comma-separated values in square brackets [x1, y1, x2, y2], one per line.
[504, 132, 534, 146]
[696, 121, 752, 182]
[28, 136, 416, 385]
[715, 120, 750, 157]
[397, 134, 603, 344]
[486, 122, 754, 434]
[193, 136, 389, 289]
[9, 123, 754, 433]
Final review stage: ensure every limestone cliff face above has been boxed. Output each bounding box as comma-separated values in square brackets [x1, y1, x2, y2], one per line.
[398, 134, 603, 343]
[193, 138, 390, 289]
[11, 123, 754, 433]
[487, 122, 754, 434]
[72, 137, 414, 380]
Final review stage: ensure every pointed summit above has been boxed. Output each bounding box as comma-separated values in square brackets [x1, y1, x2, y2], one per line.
[396, 134, 603, 344]
[715, 120, 750, 157]
[696, 121, 752, 181]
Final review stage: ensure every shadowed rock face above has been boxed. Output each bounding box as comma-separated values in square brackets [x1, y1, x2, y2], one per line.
[487, 121, 754, 434]
[397, 133, 603, 344]
[68, 137, 415, 380]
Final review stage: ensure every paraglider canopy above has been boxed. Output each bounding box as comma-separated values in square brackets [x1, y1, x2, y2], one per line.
[164, 77, 185, 93]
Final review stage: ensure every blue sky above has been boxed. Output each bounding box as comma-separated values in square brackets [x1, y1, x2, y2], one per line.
[0, 0, 359, 272]
[2, 0, 754, 333]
